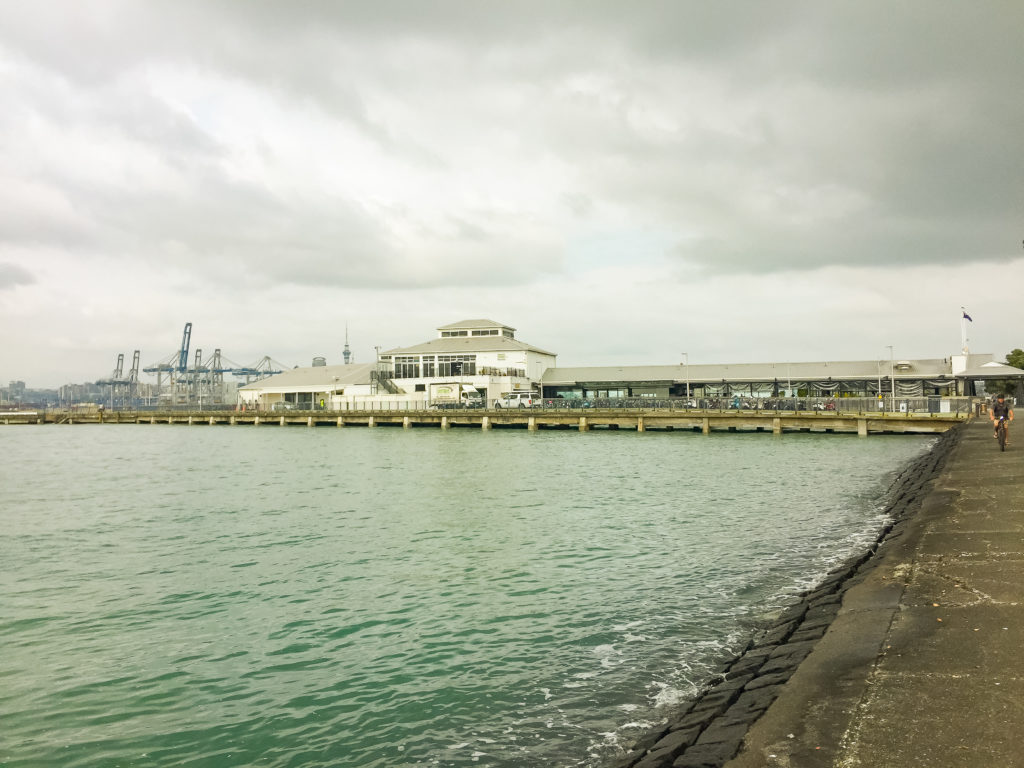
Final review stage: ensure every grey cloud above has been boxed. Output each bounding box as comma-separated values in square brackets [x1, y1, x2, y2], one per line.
[0, 262, 36, 289]
[2, 0, 1021, 283]
[47, 170, 557, 291]
[528, 45, 1023, 273]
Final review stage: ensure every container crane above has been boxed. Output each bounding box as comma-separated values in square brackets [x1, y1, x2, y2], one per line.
[96, 353, 131, 408]
[177, 322, 192, 373]
[231, 356, 286, 384]
[131, 321, 288, 407]
[128, 350, 140, 384]
[141, 322, 193, 406]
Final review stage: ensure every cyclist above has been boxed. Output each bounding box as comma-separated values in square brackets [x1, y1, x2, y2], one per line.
[989, 394, 1014, 444]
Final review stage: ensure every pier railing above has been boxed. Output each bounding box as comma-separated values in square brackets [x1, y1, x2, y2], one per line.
[540, 396, 975, 416]
[31, 396, 981, 417]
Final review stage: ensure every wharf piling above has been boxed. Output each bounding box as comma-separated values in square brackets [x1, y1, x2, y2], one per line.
[6, 407, 968, 435]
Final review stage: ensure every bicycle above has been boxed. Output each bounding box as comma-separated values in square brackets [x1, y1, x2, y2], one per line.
[996, 416, 1008, 451]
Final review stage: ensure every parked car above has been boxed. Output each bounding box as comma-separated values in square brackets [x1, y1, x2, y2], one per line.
[494, 392, 539, 408]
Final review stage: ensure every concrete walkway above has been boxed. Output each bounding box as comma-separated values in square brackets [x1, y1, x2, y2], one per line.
[727, 418, 1024, 767]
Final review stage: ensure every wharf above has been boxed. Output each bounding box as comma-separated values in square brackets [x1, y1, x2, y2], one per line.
[5, 407, 966, 435]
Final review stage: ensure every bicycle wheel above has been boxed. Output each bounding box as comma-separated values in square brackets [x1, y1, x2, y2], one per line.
[998, 423, 1007, 451]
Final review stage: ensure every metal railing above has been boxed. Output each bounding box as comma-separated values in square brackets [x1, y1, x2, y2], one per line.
[55, 396, 980, 416]
[532, 396, 975, 415]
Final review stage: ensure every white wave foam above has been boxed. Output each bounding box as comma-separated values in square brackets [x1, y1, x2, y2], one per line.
[612, 619, 645, 631]
[648, 680, 688, 707]
[593, 644, 622, 668]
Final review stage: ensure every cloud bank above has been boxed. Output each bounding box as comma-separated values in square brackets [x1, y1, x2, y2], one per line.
[1, 1, 1021, 385]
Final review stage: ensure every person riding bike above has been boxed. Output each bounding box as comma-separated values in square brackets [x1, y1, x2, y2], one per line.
[989, 394, 1014, 444]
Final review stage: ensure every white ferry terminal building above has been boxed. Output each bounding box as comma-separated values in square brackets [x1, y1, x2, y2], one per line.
[238, 319, 1021, 411]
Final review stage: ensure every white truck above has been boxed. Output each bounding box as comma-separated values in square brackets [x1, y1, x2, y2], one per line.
[429, 382, 484, 409]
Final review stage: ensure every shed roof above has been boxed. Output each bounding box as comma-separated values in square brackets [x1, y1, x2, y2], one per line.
[239, 362, 374, 391]
[540, 358, 958, 386]
[957, 360, 1024, 379]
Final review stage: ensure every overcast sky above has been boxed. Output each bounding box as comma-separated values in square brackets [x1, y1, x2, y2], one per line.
[2, 1, 1022, 388]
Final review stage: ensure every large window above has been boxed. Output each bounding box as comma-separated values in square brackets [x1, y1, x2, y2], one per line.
[394, 356, 420, 379]
[584, 388, 627, 398]
[438, 355, 476, 376]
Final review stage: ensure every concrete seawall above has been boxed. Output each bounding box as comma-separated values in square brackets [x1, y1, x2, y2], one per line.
[608, 420, 987, 768]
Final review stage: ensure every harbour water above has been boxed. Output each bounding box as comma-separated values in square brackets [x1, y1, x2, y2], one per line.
[1, 426, 934, 767]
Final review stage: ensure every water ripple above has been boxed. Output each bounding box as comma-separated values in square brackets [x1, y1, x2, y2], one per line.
[0, 427, 934, 768]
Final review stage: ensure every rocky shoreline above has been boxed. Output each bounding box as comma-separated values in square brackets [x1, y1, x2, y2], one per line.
[606, 426, 963, 768]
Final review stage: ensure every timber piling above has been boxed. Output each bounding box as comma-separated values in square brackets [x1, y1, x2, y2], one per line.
[4, 407, 969, 435]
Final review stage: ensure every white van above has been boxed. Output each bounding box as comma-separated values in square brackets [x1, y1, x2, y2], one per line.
[494, 391, 539, 408]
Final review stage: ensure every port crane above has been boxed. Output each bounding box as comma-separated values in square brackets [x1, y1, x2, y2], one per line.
[134, 322, 286, 408]
[96, 352, 136, 408]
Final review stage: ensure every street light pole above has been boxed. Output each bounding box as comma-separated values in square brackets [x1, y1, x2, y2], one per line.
[887, 345, 895, 413]
[374, 346, 381, 396]
[682, 352, 689, 401]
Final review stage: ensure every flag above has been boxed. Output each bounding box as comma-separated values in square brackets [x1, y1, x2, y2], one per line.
[962, 311, 973, 322]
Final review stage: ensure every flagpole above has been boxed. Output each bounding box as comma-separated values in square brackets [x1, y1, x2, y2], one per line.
[960, 307, 969, 355]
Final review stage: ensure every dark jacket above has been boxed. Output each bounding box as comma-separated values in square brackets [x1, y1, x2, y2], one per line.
[991, 400, 1012, 419]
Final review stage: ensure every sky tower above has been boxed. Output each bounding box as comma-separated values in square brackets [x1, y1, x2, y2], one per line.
[343, 324, 352, 365]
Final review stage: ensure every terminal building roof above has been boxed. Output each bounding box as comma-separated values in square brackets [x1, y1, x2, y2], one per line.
[383, 336, 555, 357]
[436, 319, 515, 332]
[383, 319, 555, 357]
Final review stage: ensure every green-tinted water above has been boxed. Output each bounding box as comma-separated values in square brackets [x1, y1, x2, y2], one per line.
[1, 426, 932, 767]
